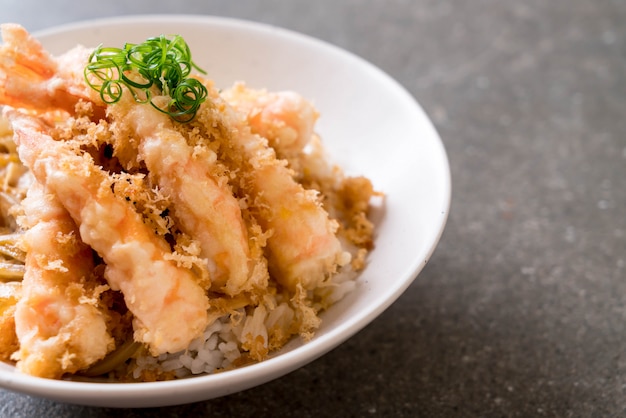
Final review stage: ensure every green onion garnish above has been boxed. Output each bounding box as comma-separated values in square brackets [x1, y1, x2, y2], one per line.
[84, 34, 208, 123]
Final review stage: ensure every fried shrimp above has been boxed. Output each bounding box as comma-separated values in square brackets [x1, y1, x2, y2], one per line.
[195, 84, 350, 292]
[0, 24, 99, 117]
[221, 83, 318, 160]
[221, 85, 377, 267]
[6, 110, 210, 355]
[107, 99, 260, 296]
[13, 181, 114, 378]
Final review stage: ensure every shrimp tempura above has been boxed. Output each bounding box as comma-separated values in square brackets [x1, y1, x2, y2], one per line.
[194, 84, 351, 292]
[7, 110, 210, 355]
[13, 182, 114, 378]
[107, 97, 263, 296]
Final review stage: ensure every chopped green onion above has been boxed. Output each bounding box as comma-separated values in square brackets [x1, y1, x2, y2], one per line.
[84, 34, 208, 122]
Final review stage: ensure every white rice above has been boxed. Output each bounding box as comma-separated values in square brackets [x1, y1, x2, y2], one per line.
[131, 264, 359, 380]
[132, 314, 243, 379]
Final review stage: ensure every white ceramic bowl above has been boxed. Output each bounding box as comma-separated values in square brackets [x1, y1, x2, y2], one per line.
[0, 15, 450, 407]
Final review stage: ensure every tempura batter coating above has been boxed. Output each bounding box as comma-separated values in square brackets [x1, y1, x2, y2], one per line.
[13, 182, 113, 378]
[7, 111, 210, 355]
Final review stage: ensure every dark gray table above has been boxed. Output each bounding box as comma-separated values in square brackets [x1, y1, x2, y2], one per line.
[2, 1, 625, 416]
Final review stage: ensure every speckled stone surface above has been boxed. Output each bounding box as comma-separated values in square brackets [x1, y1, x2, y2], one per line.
[2, 0, 626, 416]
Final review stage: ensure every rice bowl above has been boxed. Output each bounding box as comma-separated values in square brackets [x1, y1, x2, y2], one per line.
[0, 15, 450, 407]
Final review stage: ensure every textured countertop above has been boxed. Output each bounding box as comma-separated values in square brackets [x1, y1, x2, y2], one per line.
[2, 1, 626, 416]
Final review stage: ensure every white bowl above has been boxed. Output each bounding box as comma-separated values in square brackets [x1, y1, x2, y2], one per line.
[0, 15, 450, 407]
